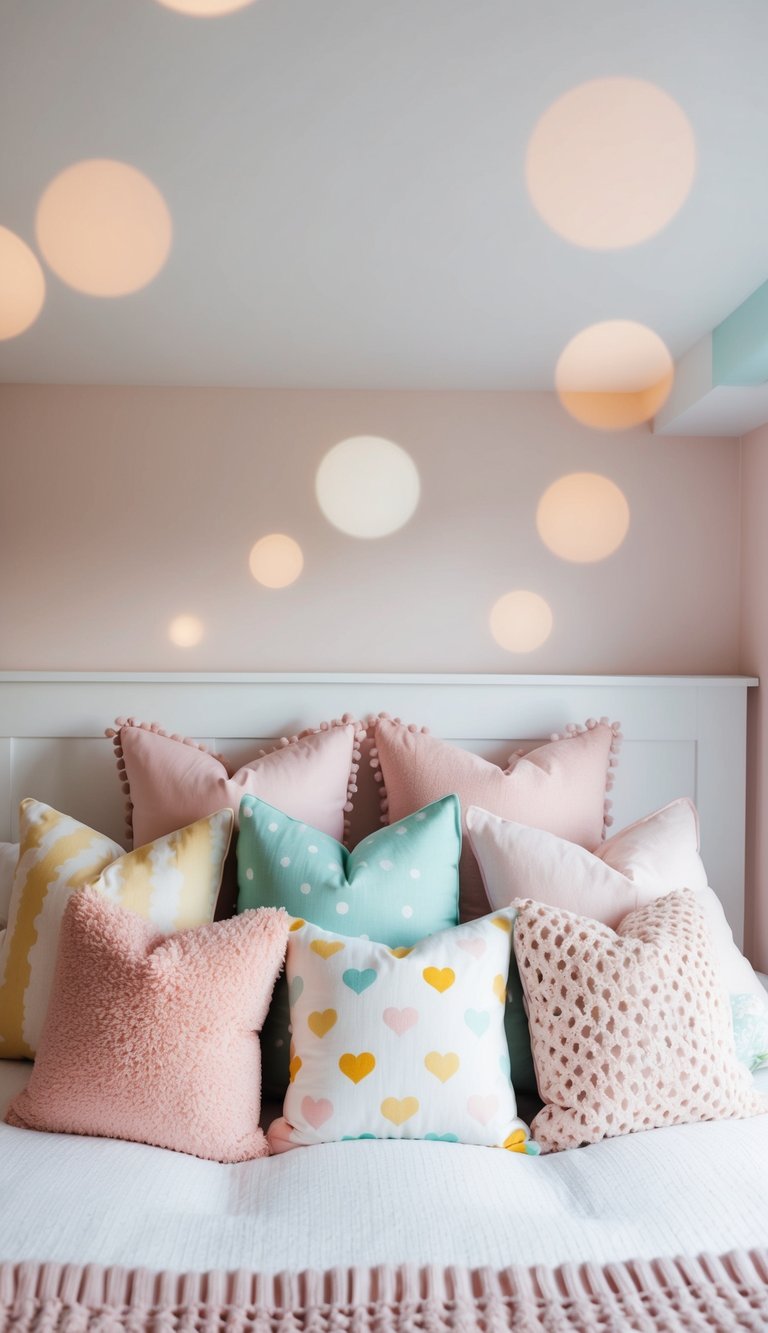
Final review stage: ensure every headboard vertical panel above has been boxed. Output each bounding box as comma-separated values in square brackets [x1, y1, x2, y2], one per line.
[695, 683, 750, 949]
[0, 739, 11, 846]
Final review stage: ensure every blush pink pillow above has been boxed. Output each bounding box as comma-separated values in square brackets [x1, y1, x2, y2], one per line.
[108, 716, 364, 849]
[6, 891, 289, 1162]
[466, 799, 768, 1013]
[513, 890, 766, 1154]
[371, 715, 619, 921]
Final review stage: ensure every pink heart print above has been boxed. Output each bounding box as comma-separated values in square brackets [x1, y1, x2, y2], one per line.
[383, 1007, 419, 1036]
[467, 1094, 499, 1125]
[457, 938, 486, 958]
[302, 1096, 334, 1129]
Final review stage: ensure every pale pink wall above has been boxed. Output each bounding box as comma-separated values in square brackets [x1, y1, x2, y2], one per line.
[0, 384, 742, 675]
[740, 424, 768, 972]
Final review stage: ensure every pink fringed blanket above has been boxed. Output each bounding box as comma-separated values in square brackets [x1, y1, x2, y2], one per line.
[1, 1251, 767, 1331]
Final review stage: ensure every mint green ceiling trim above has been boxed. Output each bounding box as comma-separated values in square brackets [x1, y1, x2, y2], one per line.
[713, 280, 768, 386]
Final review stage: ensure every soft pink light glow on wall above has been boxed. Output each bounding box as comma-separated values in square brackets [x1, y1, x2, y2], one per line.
[316, 436, 420, 538]
[555, 320, 674, 430]
[537, 473, 630, 562]
[168, 614, 204, 647]
[249, 533, 304, 588]
[36, 160, 172, 297]
[526, 77, 696, 250]
[154, 0, 257, 13]
[0, 226, 45, 339]
[489, 591, 553, 653]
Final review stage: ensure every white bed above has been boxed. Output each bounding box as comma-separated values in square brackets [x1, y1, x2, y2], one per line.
[1, 1062, 767, 1277]
[0, 672, 766, 1328]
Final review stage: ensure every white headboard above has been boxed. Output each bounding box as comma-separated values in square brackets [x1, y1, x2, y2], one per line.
[0, 671, 756, 947]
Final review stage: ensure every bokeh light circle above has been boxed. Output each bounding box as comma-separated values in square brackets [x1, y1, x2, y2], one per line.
[555, 320, 674, 430]
[537, 473, 630, 562]
[249, 533, 304, 588]
[36, 159, 172, 296]
[526, 77, 696, 249]
[489, 591, 553, 653]
[0, 226, 46, 339]
[155, 0, 256, 13]
[316, 436, 420, 538]
[168, 614, 204, 647]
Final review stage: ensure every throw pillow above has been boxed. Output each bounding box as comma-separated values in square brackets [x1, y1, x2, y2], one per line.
[268, 910, 537, 1154]
[513, 889, 766, 1153]
[6, 891, 288, 1162]
[0, 799, 232, 1059]
[108, 715, 364, 848]
[467, 799, 768, 1077]
[370, 714, 619, 922]
[238, 793, 461, 1095]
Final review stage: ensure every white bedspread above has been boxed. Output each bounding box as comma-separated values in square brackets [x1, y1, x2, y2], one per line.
[1, 1062, 767, 1276]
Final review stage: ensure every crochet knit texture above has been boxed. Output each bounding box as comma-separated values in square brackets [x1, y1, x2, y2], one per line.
[514, 888, 766, 1153]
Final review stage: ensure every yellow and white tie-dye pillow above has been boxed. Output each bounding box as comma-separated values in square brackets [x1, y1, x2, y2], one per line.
[0, 799, 233, 1060]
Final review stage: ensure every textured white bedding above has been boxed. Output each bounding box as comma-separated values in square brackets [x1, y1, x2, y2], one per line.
[1, 1061, 767, 1276]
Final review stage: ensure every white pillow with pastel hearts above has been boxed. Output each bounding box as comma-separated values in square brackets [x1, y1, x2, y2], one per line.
[267, 910, 537, 1154]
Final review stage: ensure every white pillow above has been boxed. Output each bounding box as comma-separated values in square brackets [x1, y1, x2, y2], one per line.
[467, 799, 768, 1068]
[0, 843, 19, 927]
[267, 911, 537, 1153]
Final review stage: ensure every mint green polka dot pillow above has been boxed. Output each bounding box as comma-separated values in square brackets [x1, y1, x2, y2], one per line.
[237, 793, 461, 1096]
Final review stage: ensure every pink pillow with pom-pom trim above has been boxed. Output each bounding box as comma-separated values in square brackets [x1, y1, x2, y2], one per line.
[370, 715, 620, 922]
[108, 717, 365, 915]
[107, 719, 365, 917]
[6, 891, 289, 1163]
[108, 716, 364, 848]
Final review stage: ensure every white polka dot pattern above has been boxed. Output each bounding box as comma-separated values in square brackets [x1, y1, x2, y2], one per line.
[513, 889, 767, 1154]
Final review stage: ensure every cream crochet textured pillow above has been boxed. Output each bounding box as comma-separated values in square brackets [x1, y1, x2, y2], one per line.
[513, 889, 766, 1154]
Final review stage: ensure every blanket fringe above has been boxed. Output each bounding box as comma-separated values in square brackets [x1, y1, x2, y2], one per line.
[1, 1251, 767, 1331]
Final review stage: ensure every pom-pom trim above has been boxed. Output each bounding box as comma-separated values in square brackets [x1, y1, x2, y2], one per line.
[107, 714, 364, 848]
[367, 714, 622, 840]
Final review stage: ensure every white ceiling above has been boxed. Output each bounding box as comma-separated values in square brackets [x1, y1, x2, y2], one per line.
[1, 0, 768, 389]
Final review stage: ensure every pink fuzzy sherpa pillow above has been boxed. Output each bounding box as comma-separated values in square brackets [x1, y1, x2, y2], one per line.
[371, 715, 620, 922]
[108, 716, 365, 849]
[6, 891, 289, 1162]
[513, 890, 766, 1154]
